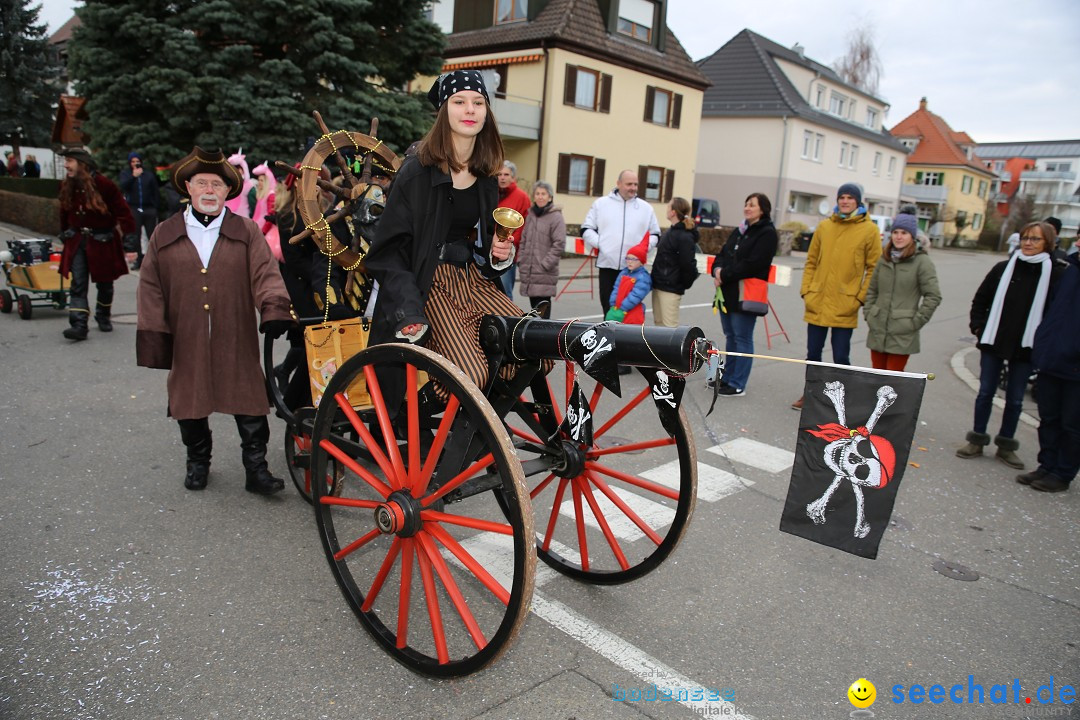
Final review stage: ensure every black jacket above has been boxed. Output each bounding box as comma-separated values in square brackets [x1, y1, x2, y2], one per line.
[118, 168, 160, 211]
[970, 257, 1065, 362]
[651, 224, 700, 295]
[1032, 254, 1080, 380]
[364, 156, 502, 346]
[712, 219, 777, 306]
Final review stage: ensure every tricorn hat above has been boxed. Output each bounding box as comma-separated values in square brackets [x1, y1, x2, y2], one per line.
[59, 146, 97, 171]
[170, 146, 244, 199]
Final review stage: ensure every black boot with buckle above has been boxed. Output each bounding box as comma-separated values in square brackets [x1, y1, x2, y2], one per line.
[178, 417, 212, 490]
[63, 304, 90, 341]
[235, 414, 285, 495]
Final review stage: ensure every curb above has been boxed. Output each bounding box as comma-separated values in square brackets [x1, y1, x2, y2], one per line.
[949, 345, 1038, 429]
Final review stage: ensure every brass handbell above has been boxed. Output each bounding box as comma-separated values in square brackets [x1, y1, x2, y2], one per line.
[492, 207, 524, 240]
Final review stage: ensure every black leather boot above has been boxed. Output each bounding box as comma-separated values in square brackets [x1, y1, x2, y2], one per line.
[178, 418, 212, 490]
[94, 283, 114, 332]
[235, 414, 284, 495]
[63, 307, 89, 341]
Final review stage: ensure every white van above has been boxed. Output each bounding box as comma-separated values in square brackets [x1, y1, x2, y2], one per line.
[869, 214, 892, 242]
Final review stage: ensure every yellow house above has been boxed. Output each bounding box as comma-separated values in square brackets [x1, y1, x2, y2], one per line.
[420, 0, 708, 226]
[890, 98, 997, 245]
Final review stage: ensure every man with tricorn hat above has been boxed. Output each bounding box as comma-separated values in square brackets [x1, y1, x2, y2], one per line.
[58, 146, 137, 341]
[136, 146, 296, 495]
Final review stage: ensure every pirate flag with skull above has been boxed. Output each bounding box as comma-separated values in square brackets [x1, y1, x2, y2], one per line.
[780, 364, 926, 559]
[566, 323, 621, 395]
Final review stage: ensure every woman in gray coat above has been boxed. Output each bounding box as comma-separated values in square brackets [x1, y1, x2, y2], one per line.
[517, 180, 566, 318]
[863, 207, 942, 371]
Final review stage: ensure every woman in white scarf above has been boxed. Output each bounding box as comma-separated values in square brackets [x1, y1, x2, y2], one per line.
[957, 221, 1063, 468]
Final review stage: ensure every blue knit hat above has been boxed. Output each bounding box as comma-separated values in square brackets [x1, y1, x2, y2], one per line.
[837, 182, 863, 206]
[891, 207, 918, 237]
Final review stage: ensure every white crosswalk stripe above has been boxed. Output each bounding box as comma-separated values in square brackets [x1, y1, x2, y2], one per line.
[642, 460, 754, 501]
[706, 437, 795, 474]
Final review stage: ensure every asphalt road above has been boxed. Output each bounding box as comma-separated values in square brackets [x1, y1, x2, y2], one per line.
[1, 221, 1076, 720]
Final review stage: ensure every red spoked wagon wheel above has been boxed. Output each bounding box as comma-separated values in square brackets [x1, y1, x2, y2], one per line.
[284, 413, 343, 504]
[506, 361, 697, 584]
[309, 344, 535, 677]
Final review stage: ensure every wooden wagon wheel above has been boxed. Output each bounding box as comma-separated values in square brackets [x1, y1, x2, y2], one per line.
[309, 344, 536, 677]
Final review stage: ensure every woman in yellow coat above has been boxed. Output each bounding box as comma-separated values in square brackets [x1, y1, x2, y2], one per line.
[793, 183, 882, 409]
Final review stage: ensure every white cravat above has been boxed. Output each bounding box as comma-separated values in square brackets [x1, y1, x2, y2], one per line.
[183, 206, 225, 268]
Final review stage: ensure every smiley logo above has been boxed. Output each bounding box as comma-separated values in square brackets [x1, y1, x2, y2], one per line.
[848, 678, 876, 708]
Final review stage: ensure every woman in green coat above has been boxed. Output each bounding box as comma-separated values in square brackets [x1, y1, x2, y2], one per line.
[863, 207, 942, 371]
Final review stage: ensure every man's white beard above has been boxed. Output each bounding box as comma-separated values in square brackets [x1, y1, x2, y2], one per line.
[196, 197, 221, 214]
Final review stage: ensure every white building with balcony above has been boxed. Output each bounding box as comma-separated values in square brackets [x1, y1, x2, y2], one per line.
[976, 140, 1080, 238]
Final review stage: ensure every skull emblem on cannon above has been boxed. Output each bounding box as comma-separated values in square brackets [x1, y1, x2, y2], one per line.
[805, 381, 898, 539]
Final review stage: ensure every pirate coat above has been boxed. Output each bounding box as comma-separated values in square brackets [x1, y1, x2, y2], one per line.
[863, 246, 942, 355]
[135, 210, 293, 419]
[59, 172, 136, 283]
[800, 211, 882, 328]
[364, 155, 503, 344]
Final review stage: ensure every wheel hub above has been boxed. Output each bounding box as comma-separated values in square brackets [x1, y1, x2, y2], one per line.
[551, 440, 587, 479]
[374, 490, 422, 537]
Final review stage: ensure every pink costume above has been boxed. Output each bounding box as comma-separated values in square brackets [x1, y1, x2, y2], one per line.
[223, 150, 255, 218]
[251, 162, 282, 262]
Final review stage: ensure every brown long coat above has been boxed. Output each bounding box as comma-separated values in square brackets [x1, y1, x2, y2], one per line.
[135, 210, 292, 420]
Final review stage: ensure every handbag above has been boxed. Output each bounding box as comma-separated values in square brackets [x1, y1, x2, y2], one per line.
[737, 277, 769, 316]
[304, 318, 371, 408]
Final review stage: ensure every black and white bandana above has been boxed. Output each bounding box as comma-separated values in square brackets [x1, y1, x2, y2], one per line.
[427, 70, 490, 109]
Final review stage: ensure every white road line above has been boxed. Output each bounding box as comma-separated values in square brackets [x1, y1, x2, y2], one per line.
[950, 345, 1038, 428]
[560, 486, 675, 542]
[642, 460, 754, 502]
[531, 592, 757, 719]
[708, 438, 795, 474]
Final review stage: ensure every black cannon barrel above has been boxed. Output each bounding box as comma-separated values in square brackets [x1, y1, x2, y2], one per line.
[479, 315, 706, 374]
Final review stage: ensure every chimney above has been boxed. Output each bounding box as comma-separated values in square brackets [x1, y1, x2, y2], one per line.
[791, 42, 804, 59]
[919, 97, 928, 111]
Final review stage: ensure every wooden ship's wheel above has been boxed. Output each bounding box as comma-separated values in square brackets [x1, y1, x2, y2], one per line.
[277, 111, 402, 305]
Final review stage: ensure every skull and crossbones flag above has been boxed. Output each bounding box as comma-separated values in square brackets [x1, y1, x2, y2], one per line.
[566, 323, 621, 396]
[780, 364, 927, 559]
[551, 380, 593, 446]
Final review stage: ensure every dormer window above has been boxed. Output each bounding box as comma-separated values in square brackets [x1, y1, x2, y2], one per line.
[829, 91, 848, 118]
[617, 0, 655, 43]
[495, 0, 527, 24]
[865, 107, 878, 129]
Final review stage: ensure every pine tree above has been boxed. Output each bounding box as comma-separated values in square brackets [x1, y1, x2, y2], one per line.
[68, 0, 445, 174]
[0, 0, 62, 149]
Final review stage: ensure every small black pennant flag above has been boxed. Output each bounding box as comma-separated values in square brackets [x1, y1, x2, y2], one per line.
[646, 369, 685, 435]
[551, 380, 593, 446]
[567, 323, 620, 396]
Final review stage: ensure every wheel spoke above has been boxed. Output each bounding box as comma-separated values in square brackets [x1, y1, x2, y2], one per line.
[571, 478, 590, 571]
[333, 527, 382, 562]
[420, 510, 513, 535]
[578, 475, 630, 570]
[362, 536, 402, 612]
[586, 471, 664, 545]
[585, 460, 680, 501]
[406, 364, 421, 489]
[529, 473, 557, 500]
[332, 393, 398, 487]
[416, 532, 487, 651]
[319, 497, 380, 509]
[415, 542, 450, 664]
[541, 477, 570, 551]
[421, 453, 496, 506]
[594, 386, 651, 439]
[587, 436, 676, 457]
[319, 437, 393, 499]
[363, 365, 408, 488]
[396, 538, 414, 648]
[425, 523, 510, 605]
[415, 396, 460, 497]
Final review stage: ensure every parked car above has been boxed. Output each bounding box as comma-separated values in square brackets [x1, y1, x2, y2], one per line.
[692, 198, 720, 228]
[869, 214, 892, 242]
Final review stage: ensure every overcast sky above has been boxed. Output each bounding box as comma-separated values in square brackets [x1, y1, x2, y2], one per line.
[39, 0, 1080, 143]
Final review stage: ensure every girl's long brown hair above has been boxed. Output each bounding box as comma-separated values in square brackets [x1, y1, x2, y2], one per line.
[417, 100, 504, 177]
[59, 163, 107, 214]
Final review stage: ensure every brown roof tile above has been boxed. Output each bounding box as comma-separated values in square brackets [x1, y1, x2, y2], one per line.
[889, 101, 994, 175]
[444, 0, 708, 89]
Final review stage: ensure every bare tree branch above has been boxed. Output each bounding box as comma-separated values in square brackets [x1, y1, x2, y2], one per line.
[834, 24, 883, 96]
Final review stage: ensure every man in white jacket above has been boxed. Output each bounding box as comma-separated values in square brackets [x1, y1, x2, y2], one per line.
[581, 169, 661, 314]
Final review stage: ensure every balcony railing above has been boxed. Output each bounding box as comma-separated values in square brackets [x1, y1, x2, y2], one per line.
[1020, 170, 1077, 182]
[491, 96, 541, 140]
[901, 183, 949, 204]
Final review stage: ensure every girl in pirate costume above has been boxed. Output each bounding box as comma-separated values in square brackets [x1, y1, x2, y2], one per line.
[364, 70, 549, 405]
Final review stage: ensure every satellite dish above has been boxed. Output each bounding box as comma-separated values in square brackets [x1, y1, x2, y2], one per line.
[818, 200, 831, 216]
